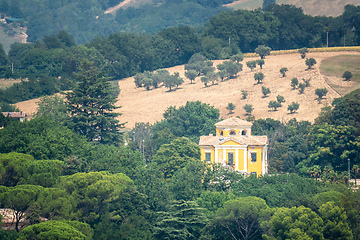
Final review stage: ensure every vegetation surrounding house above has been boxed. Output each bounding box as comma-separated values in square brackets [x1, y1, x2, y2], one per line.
[199, 117, 268, 177]
[0, 1, 360, 239]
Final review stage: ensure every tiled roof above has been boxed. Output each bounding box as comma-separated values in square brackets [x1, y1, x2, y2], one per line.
[215, 117, 252, 127]
[2, 112, 26, 118]
[199, 135, 267, 146]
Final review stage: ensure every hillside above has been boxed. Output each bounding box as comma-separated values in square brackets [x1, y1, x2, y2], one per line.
[14, 51, 360, 129]
[106, 0, 360, 17]
[115, 51, 360, 128]
[226, 0, 360, 16]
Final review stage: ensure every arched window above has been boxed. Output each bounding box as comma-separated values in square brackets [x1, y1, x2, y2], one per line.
[229, 130, 236, 135]
[242, 130, 246, 135]
[220, 131, 223, 136]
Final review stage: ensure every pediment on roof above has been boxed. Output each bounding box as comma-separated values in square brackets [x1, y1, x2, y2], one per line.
[220, 139, 245, 146]
[215, 117, 252, 128]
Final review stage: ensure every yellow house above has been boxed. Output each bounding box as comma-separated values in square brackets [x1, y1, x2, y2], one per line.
[199, 117, 268, 176]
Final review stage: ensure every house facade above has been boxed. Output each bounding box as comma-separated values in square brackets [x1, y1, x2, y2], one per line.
[199, 117, 268, 176]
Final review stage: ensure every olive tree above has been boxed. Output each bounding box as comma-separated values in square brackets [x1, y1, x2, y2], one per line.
[268, 101, 281, 111]
[254, 72, 264, 84]
[246, 60, 257, 71]
[298, 47, 309, 59]
[315, 88, 328, 102]
[262, 86, 271, 97]
[226, 103, 236, 114]
[255, 45, 271, 59]
[287, 102, 299, 113]
[342, 71, 353, 81]
[291, 78, 298, 89]
[305, 58, 317, 69]
[256, 59, 265, 69]
[280, 67, 288, 77]
[244, 104, 254, 115]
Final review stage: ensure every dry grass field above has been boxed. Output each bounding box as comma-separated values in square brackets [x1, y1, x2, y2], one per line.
[13, 51, 360, 129]
[114, 51, 360, 129]
[0, 78, 22, 90]
[226, 0, 360, 16]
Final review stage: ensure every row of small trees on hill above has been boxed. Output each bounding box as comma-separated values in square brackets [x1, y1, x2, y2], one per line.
[134, 69, 184, 91]
[134, 46, 272, 91]
[227, 100, 300, 116]
[134, 53, 246, 91]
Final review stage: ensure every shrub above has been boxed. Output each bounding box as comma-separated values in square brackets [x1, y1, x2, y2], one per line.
[315, 88, 328, 102]
[246, 60, 257, 71]
[226, 103, 235, 114]
[280, 67, 288, 77]
[254, 72, 265, 84]
[256, 59, 265, 69]
[298, 47, 309, 59]
[276, 95, 285, 104]
[342, 71, 353, 81]
[262, 86, 271, 97]
[298, 83, 306, 94]
[305, 58, 317, 69]
[288, 102, 299, 113]
[244, 104, 254, 115]
[268, 100, 281, 111]
[241, 90, 248, 99]
[291, 78, 298, 89]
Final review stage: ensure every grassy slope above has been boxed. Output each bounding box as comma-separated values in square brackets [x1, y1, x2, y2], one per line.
[13, 50, 360, 127]
[320, 55, 360, 95]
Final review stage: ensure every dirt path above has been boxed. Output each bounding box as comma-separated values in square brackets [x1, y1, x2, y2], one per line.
[104, 0, 135, 14]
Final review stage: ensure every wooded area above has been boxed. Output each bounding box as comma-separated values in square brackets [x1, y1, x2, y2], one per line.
[0, 87, 360, 239]
[0, 4, 359, 104]
[0, 2, 360, 240]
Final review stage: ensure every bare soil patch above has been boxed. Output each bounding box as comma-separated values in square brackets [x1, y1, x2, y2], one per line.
[104, 0, 153, 14]
[0, 79, 22, 90]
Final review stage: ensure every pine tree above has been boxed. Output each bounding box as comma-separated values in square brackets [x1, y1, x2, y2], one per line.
[66, 60, 123, 145]
[153, 200, 208, 240]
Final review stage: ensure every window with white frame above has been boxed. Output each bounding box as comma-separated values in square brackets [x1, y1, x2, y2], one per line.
[251, 152, 257, 162]
[205, 152, 211, 162]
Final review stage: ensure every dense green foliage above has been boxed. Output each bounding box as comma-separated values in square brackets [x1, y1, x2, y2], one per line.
[0, 2, 360, 236]
[0, 0, 234, 45]
[1, 96, 360, 238]
[18, 220, 92, 240]
[153, 101, 220, 142]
